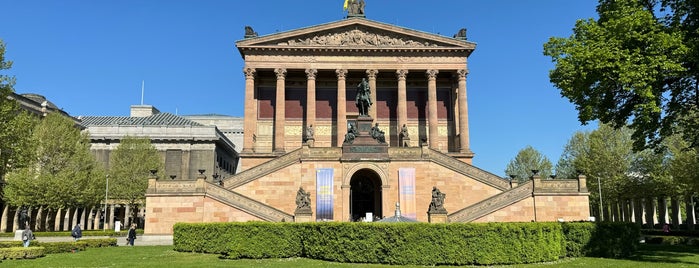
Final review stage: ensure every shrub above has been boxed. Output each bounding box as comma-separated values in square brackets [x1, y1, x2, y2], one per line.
[0, 246, 45, 259]
[561, 222, 640, 258]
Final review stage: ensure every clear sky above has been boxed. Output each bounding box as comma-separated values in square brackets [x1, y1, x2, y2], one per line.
[2, 0, 599, 176]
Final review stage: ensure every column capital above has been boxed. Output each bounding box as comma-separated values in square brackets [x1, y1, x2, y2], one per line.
[305, 68, 317, 80]
[426, 69, 439, 80]
[335, 69, 347, 79]
[243, 67, 256, 79]
[456, 69, 469, 79]
[274, 68, 287, 79]
[396, 69, 409, 80]
[366, 69, 379, 79]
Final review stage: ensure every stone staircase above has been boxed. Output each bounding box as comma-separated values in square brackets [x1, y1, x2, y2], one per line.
[223, 147, 304, 189]
[205, 184, 293, 222]
[448, 180, 534, 222]
[423, 148, 510, 191]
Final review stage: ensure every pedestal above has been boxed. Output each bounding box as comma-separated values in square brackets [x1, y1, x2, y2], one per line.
[294, 212, 313, 223]
[428, 213, 448, 223]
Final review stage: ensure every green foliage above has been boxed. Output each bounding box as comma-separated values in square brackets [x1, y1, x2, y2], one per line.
[544, 0, 697, 151]
[0, 246, 45, 259]
[176, 222, 576, 266]
[108, 136, 162, 220]
[505, 145, 553, 183]
[3, 113, 105, 209]
[561, 222, 640, 258]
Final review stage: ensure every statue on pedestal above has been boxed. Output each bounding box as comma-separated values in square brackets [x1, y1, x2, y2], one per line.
[295, 187, 311, 213]
[355, 78, 372, 116]
[428, 187, 447, 213]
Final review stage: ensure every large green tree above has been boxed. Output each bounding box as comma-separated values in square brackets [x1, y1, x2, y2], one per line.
[3, 113, 105, 210]
[108, 136, 162, 223]
[0, 39, 38, 181]
[505, 146, 553, 183]
[544, 0, 690, 150]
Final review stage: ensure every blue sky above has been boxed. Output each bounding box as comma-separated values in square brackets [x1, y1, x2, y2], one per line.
[2, 0, 599, 176]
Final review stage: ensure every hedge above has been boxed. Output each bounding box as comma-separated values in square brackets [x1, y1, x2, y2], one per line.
[0, 238, 117, 260]
[561, 222, 640, 258]
[0, 246, 45, 259]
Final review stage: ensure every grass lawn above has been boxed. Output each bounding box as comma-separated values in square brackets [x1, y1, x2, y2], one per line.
[3, 244, 699, 267]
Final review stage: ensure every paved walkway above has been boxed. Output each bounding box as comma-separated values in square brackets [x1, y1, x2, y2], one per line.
[0, 235, 173, 246]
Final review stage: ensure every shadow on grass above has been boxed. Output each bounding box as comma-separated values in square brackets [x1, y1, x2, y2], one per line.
[627, 244, 699, 265]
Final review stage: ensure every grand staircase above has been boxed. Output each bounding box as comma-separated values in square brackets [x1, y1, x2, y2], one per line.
[448, 180, 533, 222]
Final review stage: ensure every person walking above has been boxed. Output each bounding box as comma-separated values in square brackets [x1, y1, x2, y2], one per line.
[21, 224, 34, 247]
[71, 223, 83, 241]
[127, 224, 137, 246]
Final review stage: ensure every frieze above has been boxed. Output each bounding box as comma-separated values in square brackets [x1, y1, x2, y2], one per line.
[276, 28, 439, 48]
[314, 125, 332, 136]
[285, 125, 302, 136]
[438, 126, 449, 136]
[535, 180, 580, 193]
[244, 55, 466, 64]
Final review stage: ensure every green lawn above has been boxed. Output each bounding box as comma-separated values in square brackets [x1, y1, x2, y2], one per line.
[3, 244, 699, 268]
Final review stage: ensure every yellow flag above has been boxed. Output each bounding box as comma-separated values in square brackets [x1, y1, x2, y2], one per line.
[343, 0, 349, 10]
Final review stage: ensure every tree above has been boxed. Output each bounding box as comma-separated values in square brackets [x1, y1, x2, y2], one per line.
[544, 0, 690, 151]
[0, 39, 38, 181]
[555, 131, 590, 180]
[108, 136, 162, 223]
[3, 113, 105, 210]
[505, 146, 553, 183]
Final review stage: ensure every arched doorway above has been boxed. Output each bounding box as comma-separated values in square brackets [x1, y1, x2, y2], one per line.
[349, 169, 382, 221]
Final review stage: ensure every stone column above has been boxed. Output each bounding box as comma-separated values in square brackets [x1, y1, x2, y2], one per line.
[306, 68, 317, 135]
[633, 198, 643, 226]
[671, 196, 681, 229]
[93, 209, 102, 231]
[367, 69, 379, 119]
[336, 69, 348, 146]
[242, 67, 256, 153]
[645, 198, 656, 228]
[124, 204, 131, 227]
[13, 209, 19, 232]
[274, 68, 287, 153]
[71, 208, 79, 229]
[87, 207, 94, 230]
[456, 69, 471, 153]
[686, 195, 696, 231]
[108, 204, 115, 230]
[396, 70, 408, 136]
[426, 69, 439, 149]
[0, 204, 8, 232]
[35, 206, 43, 231]
[54, 208, 62, 231]
[658, 196, 668, 224]
[64, 207, 71, 231]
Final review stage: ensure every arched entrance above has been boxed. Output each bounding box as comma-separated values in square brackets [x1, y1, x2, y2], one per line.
[349, 169, 382, 221]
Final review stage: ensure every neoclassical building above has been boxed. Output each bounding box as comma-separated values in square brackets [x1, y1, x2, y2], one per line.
[145, 10, 589, 234]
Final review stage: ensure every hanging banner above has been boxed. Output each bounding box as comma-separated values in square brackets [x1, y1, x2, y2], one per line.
[399, 167, 417, 220]
[316, 168, 334, 220]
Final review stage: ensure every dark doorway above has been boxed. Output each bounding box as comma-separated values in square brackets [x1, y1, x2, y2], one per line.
[350, 169, 382, 221]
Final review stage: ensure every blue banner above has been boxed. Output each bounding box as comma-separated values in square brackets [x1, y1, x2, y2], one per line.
[316, 168, 334, 220]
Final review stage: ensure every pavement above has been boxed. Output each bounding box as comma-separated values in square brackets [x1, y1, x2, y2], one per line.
[1, 234, 173, 246]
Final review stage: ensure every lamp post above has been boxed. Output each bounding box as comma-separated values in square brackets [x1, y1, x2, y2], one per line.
[598, 176, 603, 221]
[103, 174, 109, 231]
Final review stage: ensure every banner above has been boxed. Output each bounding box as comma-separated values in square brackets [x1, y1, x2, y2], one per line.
[398, 168, 416, 220]
[316, 168, 334, 220]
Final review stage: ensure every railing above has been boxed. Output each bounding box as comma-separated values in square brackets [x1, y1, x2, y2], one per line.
[223, 147, 304, 189]
[206, 184, 293, 222]
[449, 180, 533, 222]
[424, 148, 510, 190]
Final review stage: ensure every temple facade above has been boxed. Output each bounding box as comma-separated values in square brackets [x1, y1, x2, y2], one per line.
[145, 15, 590, 234]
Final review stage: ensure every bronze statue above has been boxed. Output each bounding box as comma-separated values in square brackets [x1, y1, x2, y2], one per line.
[343, 122, 358, 144]
[370, 123, 386, 143]
[244, 26, 258, 38]
[305, 124, 314, 140]
[429, 187, 447, 213]
[453, 28, 467, 39]
[355, 78, 372, 116]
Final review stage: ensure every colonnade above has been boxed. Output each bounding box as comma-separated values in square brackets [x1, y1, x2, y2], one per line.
[596, 196, 697, 230]
[241, 67, 472, 154]
[0, 203, 145, 232]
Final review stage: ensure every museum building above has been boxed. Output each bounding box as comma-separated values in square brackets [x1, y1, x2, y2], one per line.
[145, 8, 590, 234]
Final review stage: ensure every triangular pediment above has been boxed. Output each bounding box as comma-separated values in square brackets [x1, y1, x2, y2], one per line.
[236, 18, 475, 51]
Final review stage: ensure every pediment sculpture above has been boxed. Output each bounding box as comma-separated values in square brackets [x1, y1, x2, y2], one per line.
[277, 28, 438, 47]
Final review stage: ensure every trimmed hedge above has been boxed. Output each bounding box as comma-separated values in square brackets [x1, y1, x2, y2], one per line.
[0, 246, 45, 259]
[561, 222, 640, 258]
[176, 221, 640, 265]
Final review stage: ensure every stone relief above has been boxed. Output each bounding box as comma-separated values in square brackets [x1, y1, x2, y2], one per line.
[278, 28, 439, 47]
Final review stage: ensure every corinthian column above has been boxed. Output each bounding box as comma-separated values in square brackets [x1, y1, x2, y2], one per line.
[427, 69, 439, 149]
[274, 68, 287, 153]
[396, 70, 408, 137]
[306, 69, 317, 132]
[366, 69, 379, 119]
[242, 67, 256, 153]
[457, 69, 471, 153]
[336, 69, 348, 146]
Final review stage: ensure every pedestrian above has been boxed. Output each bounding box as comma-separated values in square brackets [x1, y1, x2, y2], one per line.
[71, 223, 82, 241]
[21, 224, 34, 247]
[127, 224, 137, 246]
